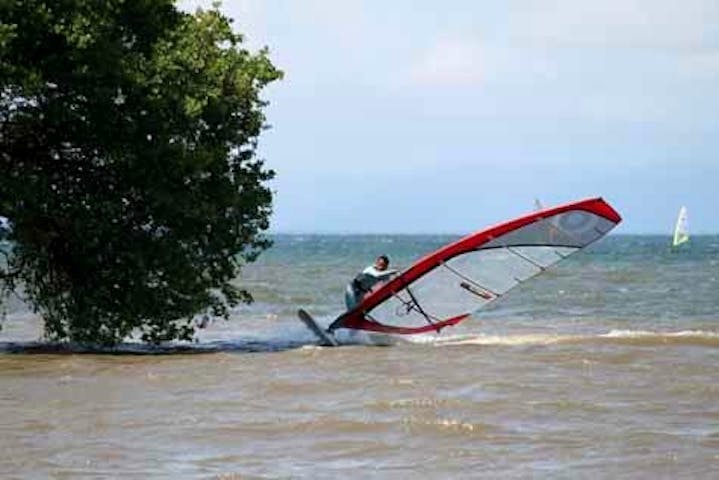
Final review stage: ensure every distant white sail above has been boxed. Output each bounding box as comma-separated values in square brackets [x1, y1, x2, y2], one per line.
[672, 206, 689, 248]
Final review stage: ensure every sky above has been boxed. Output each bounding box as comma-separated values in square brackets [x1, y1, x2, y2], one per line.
[179, 0, 719, 234]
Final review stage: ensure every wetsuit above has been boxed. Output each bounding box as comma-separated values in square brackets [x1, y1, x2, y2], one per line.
[344, 265, 397, 310]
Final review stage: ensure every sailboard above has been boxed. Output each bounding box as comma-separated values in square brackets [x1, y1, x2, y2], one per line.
[328, 197, 622, 336]
[298, 309, 339, 346]
[671, 206, 689, 249]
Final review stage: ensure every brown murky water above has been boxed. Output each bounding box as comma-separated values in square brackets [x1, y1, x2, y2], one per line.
[2, 316, 718, 479]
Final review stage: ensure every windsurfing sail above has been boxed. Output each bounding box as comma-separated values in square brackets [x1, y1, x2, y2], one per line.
[329, 197, 622, 335]
[671, 206, 689, 248]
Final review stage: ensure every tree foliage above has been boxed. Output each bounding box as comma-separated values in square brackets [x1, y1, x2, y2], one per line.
[0, 1, 282, 345]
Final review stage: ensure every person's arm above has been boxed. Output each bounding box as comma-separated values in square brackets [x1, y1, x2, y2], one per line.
[363, 265, 397, 281]
[374, 269, 397, 281]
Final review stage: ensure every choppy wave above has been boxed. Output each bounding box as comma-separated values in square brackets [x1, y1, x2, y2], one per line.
[421, 329, 719, 347]
[599, 329, 719, 346]
[5, 329, 716, 354]
[0, 338, 309, 355]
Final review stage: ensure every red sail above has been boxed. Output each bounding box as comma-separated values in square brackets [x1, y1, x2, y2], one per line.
[330, 197, 622, 334]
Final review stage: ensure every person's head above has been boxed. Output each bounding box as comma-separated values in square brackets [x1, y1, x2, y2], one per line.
[375, 255, 390, 271]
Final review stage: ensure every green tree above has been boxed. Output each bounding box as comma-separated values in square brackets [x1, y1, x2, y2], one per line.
[0, 1, 282, 345]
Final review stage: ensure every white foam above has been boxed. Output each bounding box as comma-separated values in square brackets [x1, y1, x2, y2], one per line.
[408, 332, 582, 346]
[401, 329, 719, 347]
[603, 329, 719, 339]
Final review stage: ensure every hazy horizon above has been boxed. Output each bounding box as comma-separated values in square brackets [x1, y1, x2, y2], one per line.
[265, 229, 715, 236]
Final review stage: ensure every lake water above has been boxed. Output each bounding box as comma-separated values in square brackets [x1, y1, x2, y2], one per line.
[1, 234, 718, 478]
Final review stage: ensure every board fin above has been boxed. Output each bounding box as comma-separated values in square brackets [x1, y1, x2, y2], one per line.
[297, 309, 339, 346]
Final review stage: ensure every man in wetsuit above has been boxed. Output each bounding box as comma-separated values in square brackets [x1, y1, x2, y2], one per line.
[344, 255, 398, 310]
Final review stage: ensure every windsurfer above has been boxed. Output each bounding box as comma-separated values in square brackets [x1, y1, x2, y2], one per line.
[345, 255, 397, 310]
